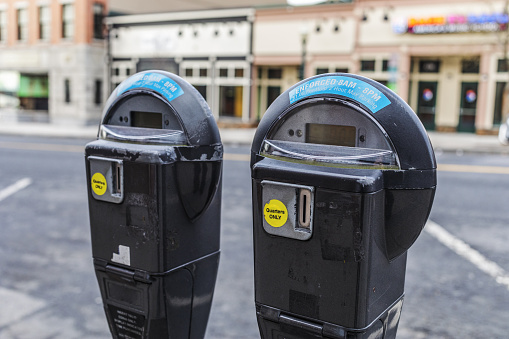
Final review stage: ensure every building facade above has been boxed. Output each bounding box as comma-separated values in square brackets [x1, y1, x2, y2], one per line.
[254, 0, 509, 134]
[107, 8, 255, 124]
[0, 0, 108, 125]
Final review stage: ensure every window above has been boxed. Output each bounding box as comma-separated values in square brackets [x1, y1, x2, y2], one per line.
[17, 8, 28, 42]
[0, 10, 6, 43]
[267, 86, 281, 108]
[39, 6, 51, 41]
[199, 68, 208, 77]
[185, 68, 193, 77]
[494, 82, 506, 125]
[62, 4, 74, 39]
[64, 79, 71, 103]
[219, 86, 243, 118]
[267, 68, 282, 79]
[360, 60, 375, 72]
[382, 60, 389, 72]
[462, 59, 479, 74]
[234, 68, 244, 78]
[219, 68, 228, 77]
[93, 3, 104, 39]
[419, 60, 440, 73]
[335, 68, 348, 73]
[94, 80, 102, 105]
[497, 59, 509, 73]
[316, 68, 329, 75]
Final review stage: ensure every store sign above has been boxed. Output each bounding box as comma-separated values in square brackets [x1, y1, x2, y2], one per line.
[393, 13, 509, 34]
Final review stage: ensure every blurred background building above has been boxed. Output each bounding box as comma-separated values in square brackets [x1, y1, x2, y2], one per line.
[1, 0, 509, 133]
[0, 0, 107, 125]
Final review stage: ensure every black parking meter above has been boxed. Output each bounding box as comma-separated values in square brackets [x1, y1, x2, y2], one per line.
[251, 73, 436, 339]
[85, 71, 222, 339]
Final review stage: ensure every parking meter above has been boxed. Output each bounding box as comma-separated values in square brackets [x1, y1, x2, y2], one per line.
[85, 71, 222, 339]
[251, 73, 436, 339]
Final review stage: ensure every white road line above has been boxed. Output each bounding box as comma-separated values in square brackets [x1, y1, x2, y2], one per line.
[425, 220, 509, 291]
[0, 177, 32, 203]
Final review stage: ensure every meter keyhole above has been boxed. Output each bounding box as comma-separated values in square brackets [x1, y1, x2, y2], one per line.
[298, 189, 312, 229]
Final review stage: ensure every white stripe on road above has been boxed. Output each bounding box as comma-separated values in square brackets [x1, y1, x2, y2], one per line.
[425, 220, 509, 291]
[0, 177, 32, 203]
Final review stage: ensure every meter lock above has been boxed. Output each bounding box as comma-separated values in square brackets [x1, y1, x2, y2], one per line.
[89, 156, 124, 204]
[261, 181, 314, 241]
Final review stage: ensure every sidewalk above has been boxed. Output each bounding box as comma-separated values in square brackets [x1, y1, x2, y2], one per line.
[0, 121, 507, 155]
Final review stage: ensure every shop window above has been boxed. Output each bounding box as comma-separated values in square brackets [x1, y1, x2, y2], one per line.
[382, 60, 389, 72]
[461, 59, 479, 74]
[0, 10, 6, 43]
[185, 68, 193, 77]
[494, 82, 506, 125]
[419, 60, 440, 73]
[497, 59, 509, 73]
[93, 3, 105, 39]
[62, 4, 75, 39]
[39, 6, 51, 41]
[335, 68, 348, 73]
[268, 68, 282, 79]
[219, 68, 228, 78]
[194, 85, 207, 101]
[94, 80, 102, 105]
[64, 79, 71, 103]
[17, 8, 28, 41]
[267, 86, 281, 108]
[316, 68, 329, 75]
[219, 86, 243, 118]
[199, 68, 208, 77]
[360, 60, 375, 72]
[235, 68, 244, 78]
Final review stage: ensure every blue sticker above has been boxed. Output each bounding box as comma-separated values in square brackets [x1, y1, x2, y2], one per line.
[117, 72, 184, 102]
[289, 76, 391, 113]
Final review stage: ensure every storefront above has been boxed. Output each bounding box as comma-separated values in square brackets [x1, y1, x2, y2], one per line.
[253, 0, 509, 133]
[107, 8, 254, 123]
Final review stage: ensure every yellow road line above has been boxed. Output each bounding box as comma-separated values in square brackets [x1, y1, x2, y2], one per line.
[1, 141, 509, 173]
[0, 141, 84, 153]
[437, 163, 509, 175]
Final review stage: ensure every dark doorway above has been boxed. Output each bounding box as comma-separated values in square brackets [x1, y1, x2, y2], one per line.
[458, 82, 478, 133]
[417, 81, 438, 130]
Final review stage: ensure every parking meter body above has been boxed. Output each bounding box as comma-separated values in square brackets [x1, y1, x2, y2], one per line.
[85, 71, 222, 339]
[251, 73, 436, 339]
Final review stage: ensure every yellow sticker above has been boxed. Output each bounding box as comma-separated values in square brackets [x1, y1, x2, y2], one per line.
[264, 199, 288, 227]
[91, 172, 107, 196]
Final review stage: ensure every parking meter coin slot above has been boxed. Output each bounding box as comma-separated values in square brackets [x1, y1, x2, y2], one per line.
[261, 181, 314, 241]
[89, 156, 124, 204]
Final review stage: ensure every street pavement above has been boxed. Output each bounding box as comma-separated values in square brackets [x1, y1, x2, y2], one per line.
[0, 121, 508, 154]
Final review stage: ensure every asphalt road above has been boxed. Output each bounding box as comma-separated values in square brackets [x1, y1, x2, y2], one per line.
[0, 135, 508, 338]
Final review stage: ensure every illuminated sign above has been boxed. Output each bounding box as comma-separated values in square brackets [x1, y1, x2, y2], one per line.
[393, 13, 509, 34]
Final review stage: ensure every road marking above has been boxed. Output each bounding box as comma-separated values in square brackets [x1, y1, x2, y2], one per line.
[425, 220, 509, 291]
[0, 178, 32, 203]
[224, 153, 251, 161]
[0, 141, 84, 153]
[2, 141, 509, 171]
[0, 287, 46, 327]
[438, 163, 509, 175]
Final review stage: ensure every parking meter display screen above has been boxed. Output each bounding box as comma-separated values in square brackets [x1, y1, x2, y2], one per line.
[131, 111, 163, 129]
[306, 123, 356, 147]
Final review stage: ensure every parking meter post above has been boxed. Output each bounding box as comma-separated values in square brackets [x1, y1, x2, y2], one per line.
[251, 73, 436, 339]
[85, 71, 222, 339]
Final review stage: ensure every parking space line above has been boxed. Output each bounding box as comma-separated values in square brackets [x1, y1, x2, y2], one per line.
[438, 163, 509, 175]
[0, 141, 84, 153]
[425, 220, 509, 291]
[0, 178, 32, 203]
